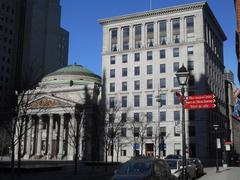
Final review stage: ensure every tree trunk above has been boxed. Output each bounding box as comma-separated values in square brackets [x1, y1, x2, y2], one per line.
[17, 135, 22, 178]
[105, 140, 108, 171]
[11, 141, 15, 180]
[141, 137, 143, 156]
[111, 138, 114, 164]
[74, 118, 80, 175]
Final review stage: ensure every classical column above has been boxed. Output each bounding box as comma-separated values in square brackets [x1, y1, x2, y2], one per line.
[47, 114, 53, 159]
[57, 114, 64, 159]
[154, 21, 158, 46]
[141, 23, 145, 48]
[129, 25, 133, 49]
[24, 116, 32, 159]
[36, 116, 43, 157]
[67, 114, 75, 160]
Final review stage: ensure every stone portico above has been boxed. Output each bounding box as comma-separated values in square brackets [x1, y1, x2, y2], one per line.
[16, 64, 102, 160]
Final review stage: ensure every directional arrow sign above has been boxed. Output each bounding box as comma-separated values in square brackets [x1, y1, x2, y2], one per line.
[186, 94, 215, 100]
[185, 99, 215, 105]
[184, 103, 216, 109]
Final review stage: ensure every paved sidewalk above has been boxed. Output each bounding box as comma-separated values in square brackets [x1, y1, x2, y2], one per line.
[199, 167, 240, 180]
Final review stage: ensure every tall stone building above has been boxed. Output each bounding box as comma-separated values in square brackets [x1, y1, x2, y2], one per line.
[99, 2, 227, 164]
[234, 0, 240, 82]
[0, 0, 68, 120]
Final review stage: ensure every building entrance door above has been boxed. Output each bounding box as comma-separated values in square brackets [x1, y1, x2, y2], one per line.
[52, 140, 57, 157]
[145, 143, 154, 157]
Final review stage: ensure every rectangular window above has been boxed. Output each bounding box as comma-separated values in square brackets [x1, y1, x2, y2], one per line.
[110, 83, 115, 92]
[121, 128, 127, 137]
[134, 127, 140, 137]
[147, 127, 153, 137]
[172, 19, 180, 43]
[122, 96, 127, 107]
[110, 56, 115, 64]
[160, 127, 166, 136]
[135, 53, 140, 61]
[147, 79, 153, 89]
[160, 94, 166, 105]
[174, 93, 180, 105]
[159, 21, 167, 45]
[111, 29, 118, 51]
[147, 94, 153, 106]
[186, 16, 194, 33]
[134, 95, 140, 107]
[134, 80, 140, 90]
[109, 114, 114, 123]
[122, 68, 127, 77]
[135, 25, 142, 48]
[187, 46, 194, 55]
[110, 69, 115, 78]
[160, 49, 166, 59]
[147, 65, 152, 74]
[134, 112, 140, 122]
[160, 78, 166, 88]
[173, 48, 179, 57]
[160, 112, 166, 121]
[121, 113, 127, 122]
[188, 61, 194, 70]
[147, 112, 152, 122]
[173, 62, 179, 72]
[109, 97, 115, 108]
[122, 54, 128, 63]
[147, 51, 152, 60]
[147, 23, 154, 47]
[174, 111, 180, 121]
[134, 66, 140, 76]
[121, 149, 127, 156]
[160, 64, 166, 73]
[122, 81, 127, 91]
[123, 26, 129, 50]
[174, 77, 179, 87]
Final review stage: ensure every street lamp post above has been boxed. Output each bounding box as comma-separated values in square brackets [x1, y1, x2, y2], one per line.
[175, 64, 189, 180]
[213, 124, 220, 173]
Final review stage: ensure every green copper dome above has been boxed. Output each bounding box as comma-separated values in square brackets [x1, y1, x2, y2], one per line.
[48, 64, 100, 78]
[40, 64, 101, 86]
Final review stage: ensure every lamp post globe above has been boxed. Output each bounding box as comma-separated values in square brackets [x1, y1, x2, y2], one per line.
[175, 64, 189, 180]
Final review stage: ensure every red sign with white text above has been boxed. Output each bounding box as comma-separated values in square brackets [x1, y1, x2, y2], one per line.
[186, 94, 215, 101]
[185, 99, 215, 105]
[184, 103, 216, 109]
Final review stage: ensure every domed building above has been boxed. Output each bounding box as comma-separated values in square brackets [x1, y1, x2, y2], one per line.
[17, 64, 103, 161]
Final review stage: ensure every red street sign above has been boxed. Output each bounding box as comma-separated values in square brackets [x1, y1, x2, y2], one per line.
[186, 94, 215, 100]
[224, 141, 232, 145]
[185, 99, 215, 105]
[185, 103, 216, 109]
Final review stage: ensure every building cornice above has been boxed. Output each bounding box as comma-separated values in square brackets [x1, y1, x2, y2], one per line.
[98, 1, 207, 25]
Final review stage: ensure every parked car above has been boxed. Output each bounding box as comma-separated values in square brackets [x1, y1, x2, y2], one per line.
[165, 154, 182, 160]
[111, 157, 176, 180]
[188, 158, 204, 177]
[165, 159, 196, 180]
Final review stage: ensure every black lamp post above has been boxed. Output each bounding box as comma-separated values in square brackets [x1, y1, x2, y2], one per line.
[213, 124, 220, 173]
[175, 64, 189, 180]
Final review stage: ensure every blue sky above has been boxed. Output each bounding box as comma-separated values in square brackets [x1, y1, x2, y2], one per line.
[60, 0, 237, 84]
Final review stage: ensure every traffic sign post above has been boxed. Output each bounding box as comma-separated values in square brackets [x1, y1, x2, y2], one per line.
[184, 94, 216, 110]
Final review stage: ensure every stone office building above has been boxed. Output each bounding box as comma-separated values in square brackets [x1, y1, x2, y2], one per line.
[16, 65, 102, 160]
[99, 1, 227, 163]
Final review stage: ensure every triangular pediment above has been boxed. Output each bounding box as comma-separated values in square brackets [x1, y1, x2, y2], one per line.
[29, 96, 74, 109]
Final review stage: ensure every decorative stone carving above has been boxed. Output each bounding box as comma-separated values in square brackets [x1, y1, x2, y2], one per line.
[30, 97, 70, 108]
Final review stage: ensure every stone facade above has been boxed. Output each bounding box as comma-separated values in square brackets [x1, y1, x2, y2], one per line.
[99, 2, 227, 164]
[15, 65, 103, 161]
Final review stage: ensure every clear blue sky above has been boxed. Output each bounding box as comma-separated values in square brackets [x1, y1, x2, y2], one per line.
[60, 0, 237, 84]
